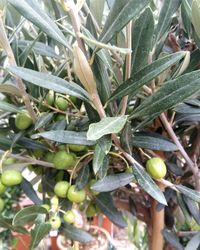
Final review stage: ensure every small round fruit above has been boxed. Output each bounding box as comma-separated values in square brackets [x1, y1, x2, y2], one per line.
[41, 204, 50, 212]
[146, 157, 167, 179]
[15, 111, 33, 130]
[69, 144, 87, 152]
[3, 157, 16, 166]
[1, 170, 23, 186]
[46, 90, 54, 106]
[0, 181, 6, 193]
[38, 182, 43, 193]
[63, 210, 75, 224]
[45, 152, 55, 163]
[49, 216, 61, 230]
[0, 198, 5, 212]
[54, 181, 70, 198]
[55, 114, 66, 121]
[125, 166, 133, 174]
[53, 150, 76, 169]
[54, 96, 68, 111]
[86, 204, 96, 218]
[67, 185, 86, 203]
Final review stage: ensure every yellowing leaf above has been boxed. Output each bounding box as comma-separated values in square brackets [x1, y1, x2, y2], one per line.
[73, 45, 97, 95]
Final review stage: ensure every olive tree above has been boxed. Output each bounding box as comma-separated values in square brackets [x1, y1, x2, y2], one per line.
[0, 0, 200, 249]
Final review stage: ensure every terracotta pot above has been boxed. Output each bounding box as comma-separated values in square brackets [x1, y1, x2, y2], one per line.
[12, 233, 31, 250]
[92, 215, 114, 235]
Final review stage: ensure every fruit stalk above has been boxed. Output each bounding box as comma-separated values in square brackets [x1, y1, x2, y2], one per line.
[151, 182, 165, 250]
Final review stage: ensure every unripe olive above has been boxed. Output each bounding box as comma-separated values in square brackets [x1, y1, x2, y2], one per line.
[49, 216, 61, 230]
[88, 179, 99, 196]
[53, 150, 76, 169]
[15, 111, 33, 130]
[146, 157, 167, 179]
[46, 90, 54, 106]
[3, 157, 16, 166]
[63, 210, 75, 224]
[86, 204, 96, 218]
[41, 204, 50, 212]
[54, 181, 70, 198]
[69, 144, 87, 152]
[1, 170, 23, 186]
[67, 185, 86, 203]
[54, 96, 68, 111]
[45, 152, 55, 163]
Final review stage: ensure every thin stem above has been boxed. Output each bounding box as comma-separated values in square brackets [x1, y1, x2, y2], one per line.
[120, 21, 132, 115]
[160, 113, 200, 192]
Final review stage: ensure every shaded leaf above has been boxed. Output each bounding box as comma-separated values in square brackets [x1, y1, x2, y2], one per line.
[91, 173, 135, 192]
[12, 205, 48, 226]
[99, 0, 150, 44]
[97, 135, 112, 154]
[183, 196, 200, 224]
[109, 52, 186, 101]
[192, 0, 200, 39]
[95, 192, 127, 228]
[20, 178, 42, 205]
[176, 185, 200, 203]
[96, 154, 109, 179]
[120, 122, 132, 154]
[75, 165, 90, 190]
[0, 100, 20, 113]
[131, 7, 154, 74]
[132, 132, 178, 151]
[8, 66, 90, 102]
[35, 112, 54, 130]
[0, 84, 21, 96]
[162, 229, 184, 250]
[32, 130, 95, 146]
[9, 0, 68, 47]
[87, 116, 127, 140]
[61, 224, 93, 243]
[133, 164, 167, 205]
[30, 223, 51, 250]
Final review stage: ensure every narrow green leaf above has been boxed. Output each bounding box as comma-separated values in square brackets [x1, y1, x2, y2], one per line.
[12, 205, 48, 226]
[96, 155, 109, 179]
[75, 165, 90, 190]
[20, 179, 42, 205]
[0, 215, 28, 234]
[162, 229, 184, 250]
[8, 66, 90, 102]
[93, 144, 106, 174]
[99, 0, 150, 44]
[61, 224, 93, 243]
[109, 52, 186, 101]
[120, 122, 133, 154]
[131, 7, 154, 74]
[134, 165, 167, 205]
[130, 70, 200, 120]
[154, 0, 181, 43]
[35, 113, 54, 130]
[0, 100, 20, 113]
[8, 0, 68, 47]
[185, 232, 200, 250]
[176, 185, 200, 203]
[97, 135, 112, 154]
[32, 130, 95, 146]
[183, 196, 200, 224]
[95, 193, 127, 228]
[30, 223, 51, 250]
[87, 116, 127, 141]
[18, 40, 61, 58]
[92, 173, 135, 192]
[192, 0, 200, 39]
[132, 132, 178, 151]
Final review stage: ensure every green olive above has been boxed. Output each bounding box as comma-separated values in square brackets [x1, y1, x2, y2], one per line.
[46, 90, 54, 106]
[0, 198, 5, 212]
[146, 157, 167, 179]
[1, 170, 23, 186]
[0, 180, 6, 193]
[53, 150, 76, 169]
[69, 144, 87, 152]
[54, 181, 70, 198]
[86, 204, 96, 217]
[49, 216, 61, 230]
[15, 111, 33, 130]
[54, 96, 68, 111]
[3, 157, 16, 166]
[67, 185, 86, 203]
[63, 210, 75, 224]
